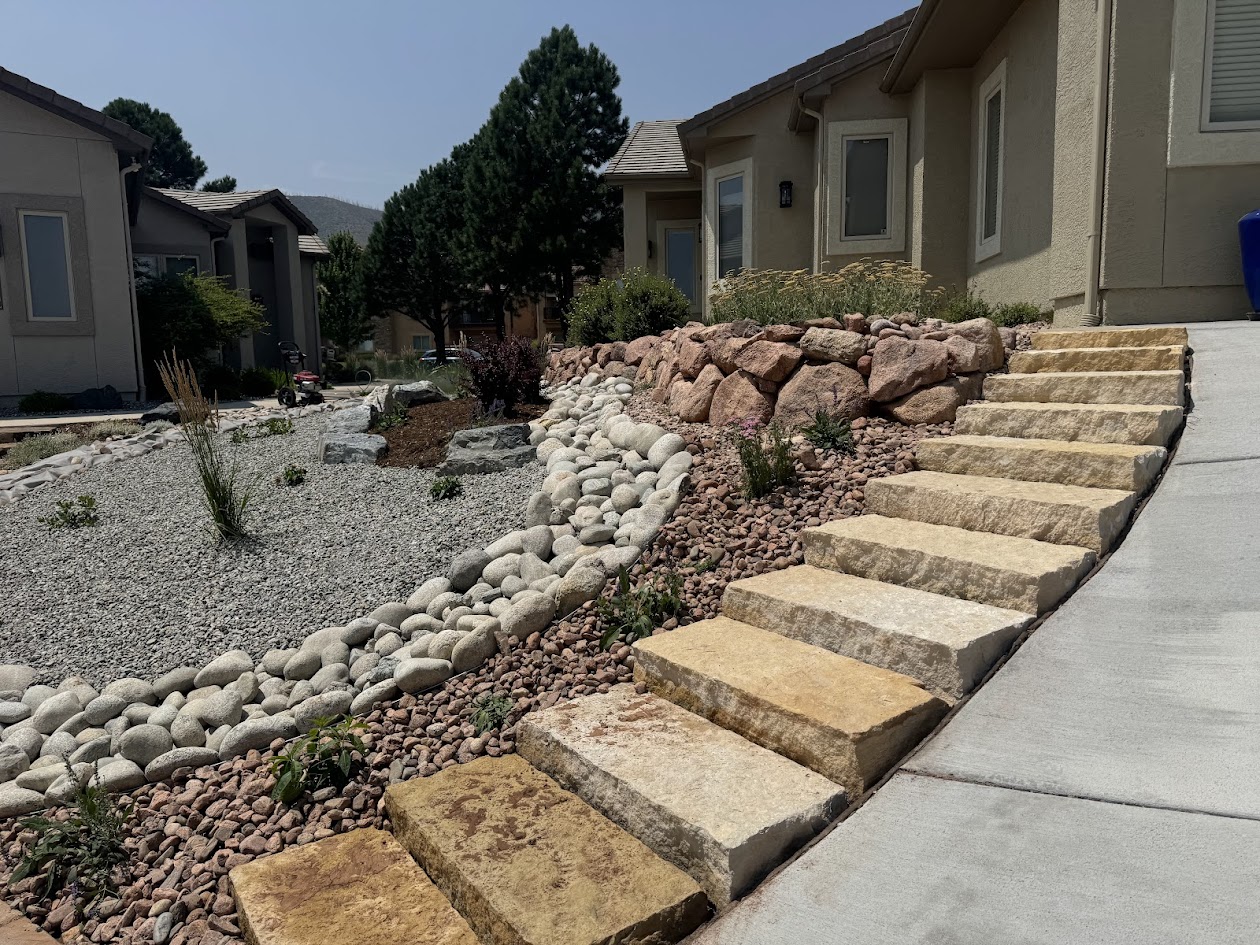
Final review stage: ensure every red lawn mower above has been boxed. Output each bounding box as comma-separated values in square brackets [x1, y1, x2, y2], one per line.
[277, 341, 324, 408]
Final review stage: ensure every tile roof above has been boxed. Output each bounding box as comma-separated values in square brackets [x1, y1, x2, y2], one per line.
[153, 188, 318, 235]
[298, 235, 330, 256]
[0, 66, 152, 155]
[604, 120, 691, 181]
[141, 187, 230, 234]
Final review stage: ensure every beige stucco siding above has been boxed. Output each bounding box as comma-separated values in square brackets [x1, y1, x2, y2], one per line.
[907, 69, 971, 290]
[131, 196, 216, 274]
[0, 89, 138, 400]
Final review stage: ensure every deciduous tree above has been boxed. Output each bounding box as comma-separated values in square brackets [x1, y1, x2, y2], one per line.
[316, 232, 371, 351]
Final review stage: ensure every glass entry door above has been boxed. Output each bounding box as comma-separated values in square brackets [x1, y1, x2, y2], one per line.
[663, 222, 700, 313]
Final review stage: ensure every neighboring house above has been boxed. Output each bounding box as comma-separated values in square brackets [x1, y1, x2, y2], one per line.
[0, 67, 152, 406]
[612, 0, 1260, 325]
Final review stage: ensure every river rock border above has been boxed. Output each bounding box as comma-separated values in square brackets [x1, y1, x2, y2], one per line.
[0, 373, 688, 815]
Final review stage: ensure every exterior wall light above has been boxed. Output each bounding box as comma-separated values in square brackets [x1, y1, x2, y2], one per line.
[779, 180, 793, 208]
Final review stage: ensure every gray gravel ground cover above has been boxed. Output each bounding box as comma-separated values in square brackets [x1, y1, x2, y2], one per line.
[0, 414, 542, 686]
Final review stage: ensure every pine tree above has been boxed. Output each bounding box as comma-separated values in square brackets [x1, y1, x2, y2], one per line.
[316, 232, 371, 351]
[101, 99, 208, 189]
[201, 175, 237, 193]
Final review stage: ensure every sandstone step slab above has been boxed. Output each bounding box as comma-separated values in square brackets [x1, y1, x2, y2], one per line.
[916, 434, 1166, 492]
[518, 688, 843, 907]
[385, 754, 709, 945]
[955, 401, 1183, 447]
[1008, 345, 1186, 374]
[866, 471, 1137, 553]
[631, 618, 947, 795]
[983, 371, 1185, 407]
[230, 828, 479, 945]
[721, 566, 1032, 697]
[803, 515, 1095, 615]
[1030, 325, 1189, 350]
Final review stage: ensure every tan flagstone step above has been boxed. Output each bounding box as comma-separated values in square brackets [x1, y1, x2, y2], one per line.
[984, 370, 1185, 406]
[1030, 325, 1189, 349]
[385, 754, 709, 945]
[229, 828, 479, 945]
[916, 434, 1166, 492]
[631, 617, 947, 795]
[866, 471, 1137, 553]
[803, 514, 1095, 615]
[955, 401, 1183, 447]
[721, 566, 1030, 697]
[1008, 345, 1186, 374]
[518, 688, 843, 907]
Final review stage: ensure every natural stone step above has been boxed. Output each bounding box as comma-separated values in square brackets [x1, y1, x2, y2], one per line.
[230, 828, 479, 945]
[984, 371, 1185, 406]
[1030, 325, 1189, 349]
[1008, 345, 1186, 374]
[722, 566, 1030, 697]
[866, 471, 1137, 553]
[385, 754, 709, 945]
[518, 688, 843, 907]
[916, 434, 1166, 492]
[631, 618, 947, 795]
[803, 515, 1095, 615]
[955, 401, 1183, 446]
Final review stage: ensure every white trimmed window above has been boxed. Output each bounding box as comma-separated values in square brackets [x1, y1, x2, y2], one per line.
[1204, 0, 1260, 129]
[825, 118, 907, 256]
[18, 210, 75, 320]
[976, 61, 1007, 263]
[704, 157, 753, 294]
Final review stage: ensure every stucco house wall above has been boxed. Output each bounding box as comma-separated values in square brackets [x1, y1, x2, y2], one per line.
[131, 196, 216, 275]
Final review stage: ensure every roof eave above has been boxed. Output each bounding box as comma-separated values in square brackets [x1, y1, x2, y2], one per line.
[0, 67, 153, 156]
[142, 187, 231, 235]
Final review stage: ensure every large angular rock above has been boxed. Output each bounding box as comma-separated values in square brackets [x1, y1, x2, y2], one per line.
[675, 339, 710, 378]
[774, 362, 869, 427]
[947, 317, 1005, 371]
[798, 328, 866, 365]
[319, 432, 386, 464]
[735, 340, 802, 383]
[672, 363, 724, 423]
[868, 337, 949, 402]
[393, 381, 449, 407]
[440, 424, 536, 475]
[884, 375, 982, 425]
[710, 369, 776, 427]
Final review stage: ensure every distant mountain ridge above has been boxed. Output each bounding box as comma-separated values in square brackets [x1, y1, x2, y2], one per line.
[288, 195, 382, 246]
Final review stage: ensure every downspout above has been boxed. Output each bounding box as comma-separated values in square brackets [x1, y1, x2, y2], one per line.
[688, 157, 707, 317]
[1083, 0, 1114, 325]
[800, 104, 825, 274]
[119, 161, 145, 400]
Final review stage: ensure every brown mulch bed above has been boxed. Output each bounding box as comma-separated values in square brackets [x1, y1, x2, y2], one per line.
[377, 399, 546, 468]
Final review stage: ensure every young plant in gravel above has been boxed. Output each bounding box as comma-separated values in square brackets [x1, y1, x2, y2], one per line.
[471, 693, 514, 735]
[801, 411, 856, 455]
[11, 761, 131, 916]
[373, 406, 407, 432]
[277, 464, 307, 486]
[38, 495, 100, 530]
[597, 566, 684, 650]
[269, 716, 368, 805]
[257, 416, 294, 437]
[730, 418, 797, 499]
[430, 476, 464, 501]
[230, 427, 249, 445]
[158, 353, 254, 541]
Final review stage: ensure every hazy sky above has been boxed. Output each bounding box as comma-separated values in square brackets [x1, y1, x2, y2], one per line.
[3, 0, 914, 207]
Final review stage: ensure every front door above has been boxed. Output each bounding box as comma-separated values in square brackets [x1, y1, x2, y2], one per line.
[663, 222, 700, 313]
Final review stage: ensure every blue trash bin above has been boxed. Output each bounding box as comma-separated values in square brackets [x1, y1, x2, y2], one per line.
[1239, 209, 1260, 314]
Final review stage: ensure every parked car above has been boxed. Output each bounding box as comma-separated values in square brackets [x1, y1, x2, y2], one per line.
[420, 347, 482, 365]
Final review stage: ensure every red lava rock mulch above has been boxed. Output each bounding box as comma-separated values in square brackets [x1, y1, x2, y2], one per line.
[377, 398, 546, 468]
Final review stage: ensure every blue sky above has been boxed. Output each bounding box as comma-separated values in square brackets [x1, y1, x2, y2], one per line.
[3, 0, 913, 207]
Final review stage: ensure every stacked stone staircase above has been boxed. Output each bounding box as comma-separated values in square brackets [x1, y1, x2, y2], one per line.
[229, 325, 1188, 945]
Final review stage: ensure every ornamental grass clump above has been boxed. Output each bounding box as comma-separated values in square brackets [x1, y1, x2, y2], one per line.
[730, 418, 796, 499]
[4, 431, 85, 469]
[157, 353, 253, 541]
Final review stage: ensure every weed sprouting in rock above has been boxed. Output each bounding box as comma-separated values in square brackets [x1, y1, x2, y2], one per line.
[597, 566, 684, 650]
[373, 406, 407, 432]
[430, 476, 464, 501]
[230, 427, 249, 445]
[38, 495, 99, 530]
[277, 464, 307, 487]
[257, 416, 294, 437]
[801, 412, 855, 455]
[11, 761, 131, 916]
[269, 716, 368, 805]
[471, 693, 514, 735]
[730, 419, 796, 499]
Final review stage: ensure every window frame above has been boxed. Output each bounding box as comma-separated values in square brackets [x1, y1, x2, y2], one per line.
[163, 255, 201, 277]
[714, 172, 747, 279]
[17, 209, 76, 321]
[975, 60, 1007, 264]
[704, 157, 754, 303]
[1201, 0, 1260, 131]
[839, 133, 894, 242]
[656, 218, 702, 314]
[825, 118, 907, 257]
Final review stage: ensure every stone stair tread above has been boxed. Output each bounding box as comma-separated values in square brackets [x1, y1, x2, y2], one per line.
[984, 371, 1185, 406]
[229, 828, 479, 945]
[385, 754, 710, 945]
[955, 401, 1183, 446]
[866, 471, 1137, 553]
[722, 565, 1031, 696]
[1030, 326, 1189, 349]
[915, 434, 1166, 492]
[632, 617, 947, 798]
[1008, 345, 1185, 374]
[518, 687, 843, 907]
[804, 514, 1096, 615]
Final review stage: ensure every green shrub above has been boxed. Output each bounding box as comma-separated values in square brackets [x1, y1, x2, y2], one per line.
[567, 268, 690, 345]
[731, 419, 796, 499]
[932, 291, 992, 324]
[277, 464, 307, 486]
[39, 495, 99, 530]
[257, 416, 294, 437]
[801, 412, 855, 454]
[6, 432, 85, 468]
[471, 694, 514, 735]
[200, 363, 242, 400]
[17, 390, 74, 414]
[12, 761, 132, 915]
[373, 407, 407, 432]
[87, 420, 141, 440]
[269, 716, 367, 805]
[460, 336, 545, 411]
[597, 566, 685, 650]
[430, 476, 463, 501]
[240, 367, 287, 397]
[710, 261, 938, 325]
[991, 302, 1046, 327]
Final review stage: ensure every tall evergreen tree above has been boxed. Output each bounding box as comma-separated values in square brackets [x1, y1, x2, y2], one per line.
[102, 99, 208, 189]
[316, 232, 371, 351]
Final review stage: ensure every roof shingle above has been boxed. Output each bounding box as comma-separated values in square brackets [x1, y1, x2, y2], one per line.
[153, 188, 318, 235]
[604, 120, 691, 181]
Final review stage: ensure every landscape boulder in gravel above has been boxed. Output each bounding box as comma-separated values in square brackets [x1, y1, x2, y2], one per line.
[319, 432, 387, 464]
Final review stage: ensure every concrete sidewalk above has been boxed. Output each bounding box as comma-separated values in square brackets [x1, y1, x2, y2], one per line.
[692, 322, 1260, 944]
